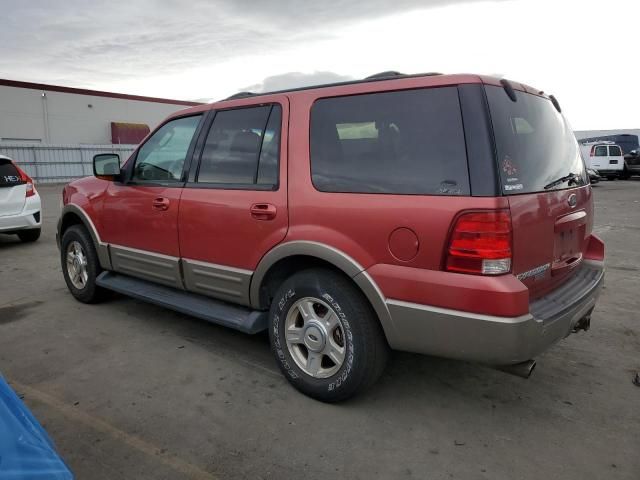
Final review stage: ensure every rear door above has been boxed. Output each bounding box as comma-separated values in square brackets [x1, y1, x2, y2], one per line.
[608, 145, 624, 170]
[0, 159, 26, 216]
[485, 85, 591, 298]
[590, 145, 608, 170]
[178, 98, 289, 306]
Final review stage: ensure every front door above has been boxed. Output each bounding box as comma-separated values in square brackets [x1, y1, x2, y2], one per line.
[178, 99, 289, 305]
[101, 114, 204, 288]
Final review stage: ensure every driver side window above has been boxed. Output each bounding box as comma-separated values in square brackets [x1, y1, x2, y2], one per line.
[132, 115, 202, 183]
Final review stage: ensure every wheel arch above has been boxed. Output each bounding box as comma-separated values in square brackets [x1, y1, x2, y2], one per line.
[58, 205, 112, 269]
[250, 241, 395, 342]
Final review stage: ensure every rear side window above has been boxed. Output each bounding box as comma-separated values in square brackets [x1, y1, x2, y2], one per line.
[609, 146, 622, 156]
[485, 86, 586, 194]
[310, 87, 470, 195]
[197, 105, 281, 188]
[594, 146, 607, 156]
[0, 160, 22, 187]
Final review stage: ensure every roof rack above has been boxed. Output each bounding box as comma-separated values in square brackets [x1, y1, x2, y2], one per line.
[225, 91, 256, 100]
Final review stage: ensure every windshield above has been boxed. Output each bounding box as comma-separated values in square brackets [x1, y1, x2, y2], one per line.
[485, 85, 587, 195]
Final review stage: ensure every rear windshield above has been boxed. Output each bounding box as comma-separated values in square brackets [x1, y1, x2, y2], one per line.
[609, 145, 622, 156]
[0, 160, 23, 187]
[310, 87, 470, 195]
[485, 85, 586, 194]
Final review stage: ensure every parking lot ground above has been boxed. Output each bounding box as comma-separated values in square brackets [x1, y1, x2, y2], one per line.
[0, 181, 639, 480]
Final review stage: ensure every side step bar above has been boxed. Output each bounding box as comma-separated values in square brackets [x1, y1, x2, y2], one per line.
[96, 271, 268, 334]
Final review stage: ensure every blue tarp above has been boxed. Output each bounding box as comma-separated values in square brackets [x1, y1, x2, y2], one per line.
[0, 376, 73, 479]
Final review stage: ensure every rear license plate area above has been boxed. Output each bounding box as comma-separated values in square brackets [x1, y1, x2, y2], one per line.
[553, 225, 584, 265]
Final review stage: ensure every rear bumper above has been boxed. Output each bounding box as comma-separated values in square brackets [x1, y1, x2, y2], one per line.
[596, 169, 623, 176]
[0, 195, 42, 233]
[385, 260, 605, 365]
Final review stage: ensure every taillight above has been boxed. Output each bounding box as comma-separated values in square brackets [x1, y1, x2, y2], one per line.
[445, 210, 512, 275]
[590, 146, 595, 157]
[12, 162, 35, 197]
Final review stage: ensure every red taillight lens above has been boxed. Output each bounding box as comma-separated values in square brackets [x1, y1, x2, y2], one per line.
[12, 162, 35, 197]
[590, 146, 595, 157]
[445, 210, 512, 275]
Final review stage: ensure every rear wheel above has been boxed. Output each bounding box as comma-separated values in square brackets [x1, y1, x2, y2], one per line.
[268, 269, 389, 402]
[620, 167, 630, 180]
[17, 228, 40, 243]
[61, 225, 109, 303]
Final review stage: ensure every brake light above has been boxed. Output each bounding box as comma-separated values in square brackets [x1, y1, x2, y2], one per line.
[12, 162, 35, 197]
[445, 210, 512, 275]
[590, 146, 595, 157]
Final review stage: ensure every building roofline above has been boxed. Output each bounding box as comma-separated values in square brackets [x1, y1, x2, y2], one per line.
[0, 78, 202, 107]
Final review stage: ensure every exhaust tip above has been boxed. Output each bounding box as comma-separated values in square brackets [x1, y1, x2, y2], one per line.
[496, 359, 536, 379]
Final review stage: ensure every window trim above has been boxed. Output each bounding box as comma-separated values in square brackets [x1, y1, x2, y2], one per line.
[308, 85, 471, 196]
[190, 103, 283, 191]
[123, 112, 205, 188]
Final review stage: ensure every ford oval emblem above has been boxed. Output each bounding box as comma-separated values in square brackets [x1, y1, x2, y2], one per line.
[568, 193, 577, 208]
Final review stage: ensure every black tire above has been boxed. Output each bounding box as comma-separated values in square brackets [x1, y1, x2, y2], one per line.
[60, 225, 109, 303]
[268, 268, 389, 402]
[17, 228, 40, 243]
[607, 176, 616, 181]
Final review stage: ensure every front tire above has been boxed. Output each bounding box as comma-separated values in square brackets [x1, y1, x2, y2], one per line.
[268, 269, 389, 402]
[61, 225, 109, 303]
[17, 228, 40, 243]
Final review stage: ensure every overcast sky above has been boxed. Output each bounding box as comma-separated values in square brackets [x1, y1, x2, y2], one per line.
[1, 0, 638, 130]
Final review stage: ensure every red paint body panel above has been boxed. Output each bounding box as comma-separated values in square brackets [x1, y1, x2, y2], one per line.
[508, 185, 593, 298]
[367, 263, 529, 317]
[100, 183, 183, 257]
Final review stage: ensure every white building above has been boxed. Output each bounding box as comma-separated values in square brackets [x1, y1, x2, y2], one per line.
[0, 79, 200, 145]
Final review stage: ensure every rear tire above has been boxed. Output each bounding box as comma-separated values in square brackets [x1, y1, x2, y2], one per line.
[17, 228, 40, 243]
[268, 268, 389, 402]
[61, 225, 109, 303]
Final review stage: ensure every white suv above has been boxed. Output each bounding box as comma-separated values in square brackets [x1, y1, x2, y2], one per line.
[0, 155, 42, 242]
[584, 142, 625, 179]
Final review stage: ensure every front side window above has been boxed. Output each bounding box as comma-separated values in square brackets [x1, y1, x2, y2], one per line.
[310, 87, 470, 195]
[196, 105, 281, 188]
[132, 115, 202, 183]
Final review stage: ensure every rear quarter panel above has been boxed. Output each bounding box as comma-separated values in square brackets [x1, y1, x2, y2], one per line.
[285, 78, 514, 311]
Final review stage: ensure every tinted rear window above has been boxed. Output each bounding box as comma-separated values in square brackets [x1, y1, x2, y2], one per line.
[485, 86, 586, 194]
[310, 87, 470, 195]
[594, 146, 607, 156]
[609, 146, 622, 156]
[0, 160, 22, 187]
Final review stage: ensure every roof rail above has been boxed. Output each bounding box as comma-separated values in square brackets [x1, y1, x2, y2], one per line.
[219, 72, 446, 102]
[365, 71, 406, 80]
[225, 91, 256, 100]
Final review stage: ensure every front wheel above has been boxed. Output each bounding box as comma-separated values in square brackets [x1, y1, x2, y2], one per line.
[268, 269, 389, 402]
[60, 225, 109, 303]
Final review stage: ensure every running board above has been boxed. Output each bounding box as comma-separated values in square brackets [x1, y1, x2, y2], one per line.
[96, 271, 268, 334]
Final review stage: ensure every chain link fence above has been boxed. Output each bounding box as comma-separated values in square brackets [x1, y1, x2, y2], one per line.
[0, 143, 136, 184]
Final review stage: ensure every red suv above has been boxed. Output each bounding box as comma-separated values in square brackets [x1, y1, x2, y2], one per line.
[57, 72, 605, 402]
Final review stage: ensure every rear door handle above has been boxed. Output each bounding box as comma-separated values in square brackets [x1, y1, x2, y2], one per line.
[250, 203, 277, 220]
[152, 197, 170, 211]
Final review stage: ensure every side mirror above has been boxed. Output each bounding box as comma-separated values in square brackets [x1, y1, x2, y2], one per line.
[93, 153, 121, 181]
